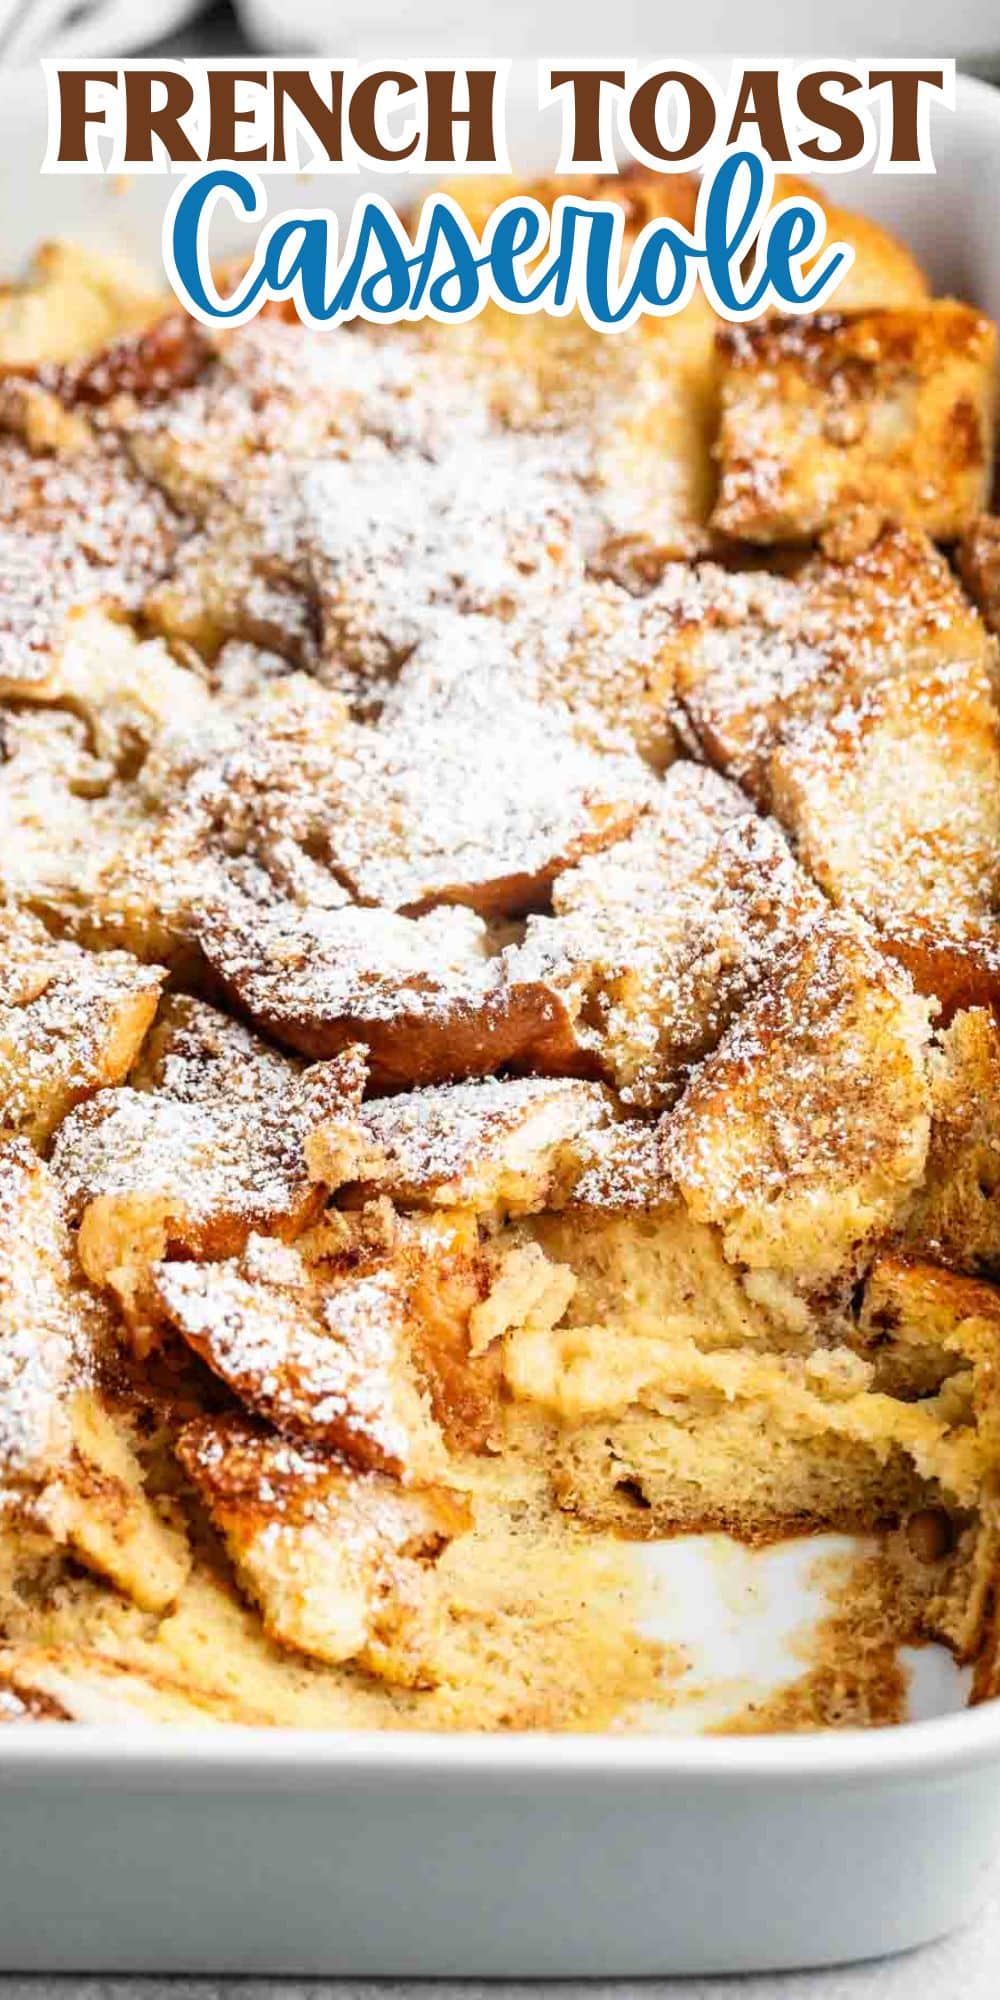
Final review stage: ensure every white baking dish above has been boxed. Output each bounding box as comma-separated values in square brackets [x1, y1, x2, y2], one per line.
[1, 61, 1000, 1979]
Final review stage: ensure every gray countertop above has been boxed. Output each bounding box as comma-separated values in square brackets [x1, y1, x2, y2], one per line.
[2, 1880, 1000, 1998]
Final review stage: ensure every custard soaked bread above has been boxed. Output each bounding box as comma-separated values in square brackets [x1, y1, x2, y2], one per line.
[2, 172, 1000, 1730]
[672, 530, 1000, 1012]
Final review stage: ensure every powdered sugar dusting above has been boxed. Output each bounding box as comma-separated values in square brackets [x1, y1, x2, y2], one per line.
[155, 1241, 436, 1476]
[0, 1143, 98, 1484]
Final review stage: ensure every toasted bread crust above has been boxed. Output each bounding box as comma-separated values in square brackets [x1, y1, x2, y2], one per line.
[713, 302, 998, 546]
[904, 1010, 1000, 1277]
[673, 530, 1000, 1010]
[51, 1000, 367, 1337]
[176, 1414, 468, 1685]
[958, 515, 1000, 637]
[0, 244, 167, 368]
[0, 911, 161, 1147]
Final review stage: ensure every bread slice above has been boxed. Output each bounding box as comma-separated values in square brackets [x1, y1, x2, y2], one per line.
[311, 1073, 618, 1216]
[958, 514, 1000, 636]
[434, 170, 931, 577]
[904, 1009, 1000, 1277]
[712, 302, 998, 546]
[0, 1142, 189, 1613]
[503, 760, 825, 1109]
[176, 1414, 468, 1687]
[155, 1235, 445, 1479]
[0, 242, 165, 367]
[674, 529, 994, 803]
[662, 916, 933, 1294]
[51, 998, 367, 1338]
[0, 910, 161, 1147]
[198, 892, 586, 1090]
[768, 653, 1000, 1007]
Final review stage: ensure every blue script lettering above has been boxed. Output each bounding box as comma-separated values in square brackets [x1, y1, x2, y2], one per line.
[163, 155, 855, 331]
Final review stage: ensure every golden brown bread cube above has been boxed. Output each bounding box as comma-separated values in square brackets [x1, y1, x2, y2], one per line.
[673, 530, 1000, 1012]
[155, 1205, 502, 1472]
[155, 1233, 443, 1477]
[768, 653, 1000, 1008]
[0, 427, 184, 693]
[439, 302, 719, 578]
[145, 516, 316, 671]
[507, 577, 687, 770]
[176, 1414, 469, 1685]
[432, 168, 930, 573]
[0, 603, 213, 768]
[662, 916, 934, 1294]
[312, 627, 651, 918]
[137, 670, 355, 915]
[856, 1253, 1000, 1402]
[315, 1073, 619, 1216]
[0, 909, 161, 1147]
[673, 530, 996, 804]
[712, 302, 998, 547]
[198, 892, 587, 1091]
[0, 672, 346, 967]
[958, 515, 1000, 636]
[771, 179, 930, 313]
[51, 999, 367, 1336]
[147, 433, 587, 695]
[0, 243, 165, 367]
[135, 637, 650, 927]
[904, 1009, 1000, 1276]
[0, 666, 350, 970]
[115, 316, 472, 519]
[0, 1141, 189, 1611]
[503, 760, 825, 1110]
[428, 170, 717, 573]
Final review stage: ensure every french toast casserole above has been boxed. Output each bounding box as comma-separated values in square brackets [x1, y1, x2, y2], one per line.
[1, 172, 1000, 1731]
